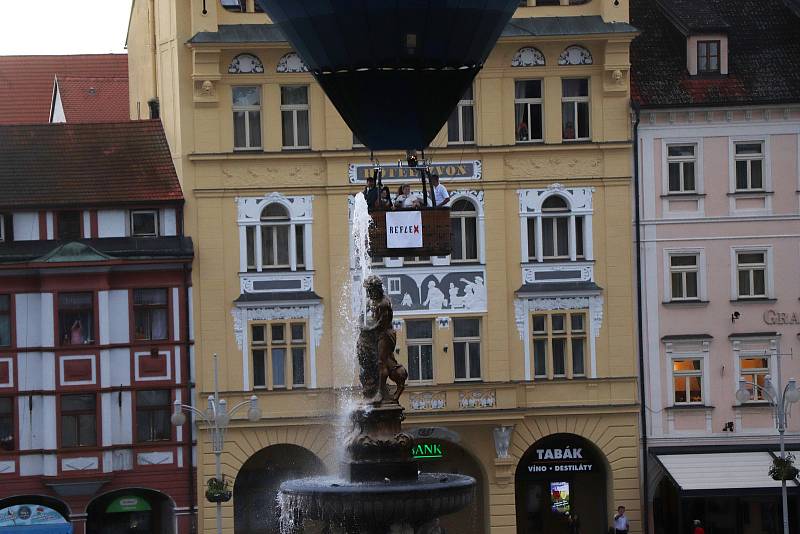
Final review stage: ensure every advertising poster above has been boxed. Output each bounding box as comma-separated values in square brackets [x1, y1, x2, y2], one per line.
[550, 481, 571, 515]
[385, 211, 423, 249]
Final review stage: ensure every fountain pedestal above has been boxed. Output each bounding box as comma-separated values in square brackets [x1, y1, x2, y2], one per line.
[278, 277, 475, 533]
[344, 404, 416, 483]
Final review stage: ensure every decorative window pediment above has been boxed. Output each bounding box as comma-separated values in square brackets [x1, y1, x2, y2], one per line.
[277, 52, 310, 73]
[228, 53, 265, 74]
[512, 47, 546, 67]
[558, 45, 593, 66]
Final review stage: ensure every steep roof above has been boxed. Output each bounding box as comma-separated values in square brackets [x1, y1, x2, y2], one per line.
[631, 0, 800, 107]
[0, 54, 128, 124]
[0, 120, 183, 209]
[55, 76, 130, 123]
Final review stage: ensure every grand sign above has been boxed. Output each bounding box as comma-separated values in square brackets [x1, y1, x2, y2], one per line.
[349, 160, 482, 183]
[763, 309, 800, 325]
[527, 446, 595, 474]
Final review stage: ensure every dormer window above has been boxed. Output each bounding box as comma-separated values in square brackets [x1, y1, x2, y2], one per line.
[697, 40, 720, 73]
[131, 210, 159, 237]
[688, 35, 728, 76]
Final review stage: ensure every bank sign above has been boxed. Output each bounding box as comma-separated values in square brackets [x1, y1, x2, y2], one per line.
[527, 447, 595, 473]
[349, 160, 482, 183]
[412, 442, 444, 460]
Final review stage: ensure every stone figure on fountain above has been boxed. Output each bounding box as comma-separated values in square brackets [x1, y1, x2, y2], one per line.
[359, 275, 407, 405]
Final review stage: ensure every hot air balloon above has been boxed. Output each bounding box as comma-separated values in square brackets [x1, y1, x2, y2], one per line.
[255, 0, 520, 151]
[255, 0, 519, 257]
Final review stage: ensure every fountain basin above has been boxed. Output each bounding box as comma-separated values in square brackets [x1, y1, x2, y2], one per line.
[279, 473, 475, 531]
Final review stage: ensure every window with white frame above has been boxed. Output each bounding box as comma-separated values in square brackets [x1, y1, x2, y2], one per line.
[736, 251, 767, 299]
[233, 86, 262, 150]
[532, 311, 586, 379]
[454, 317, 481, 380]
[734, 142, 764, 191]
[448, 86, 475, 145]
[515, 80, 543, 143]
[245, 203, 306, 272]
[697, 40, 721, 74]
[740, 356, 769, 401]
[672, 358, 703, 404]
[667, 145, 697, 193]
[561, 79, 590, 141]
[406, 319, 434, 383]
[527, 196, 585, 261]
[669, 254, 699, 301]
[450, 199, 478, 263]
[281, 86, 310, 149]
[130, 210, 159, 237]
[251, 322, 306, 389]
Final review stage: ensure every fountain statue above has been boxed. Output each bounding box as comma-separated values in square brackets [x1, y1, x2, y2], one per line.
[278, 276, 475, 534]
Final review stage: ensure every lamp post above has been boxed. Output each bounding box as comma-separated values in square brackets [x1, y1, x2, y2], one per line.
[736, 356, 800, 534]
[171, 354, 262, 534]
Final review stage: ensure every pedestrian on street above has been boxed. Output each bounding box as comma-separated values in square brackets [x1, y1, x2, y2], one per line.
[693, 519, 705, 534]
[613, 505, 629, 534]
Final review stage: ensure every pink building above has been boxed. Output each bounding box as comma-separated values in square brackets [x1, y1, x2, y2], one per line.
[632, 0, 800, 532]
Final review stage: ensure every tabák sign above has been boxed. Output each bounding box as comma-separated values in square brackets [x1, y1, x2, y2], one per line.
[527, 446, 595, 474]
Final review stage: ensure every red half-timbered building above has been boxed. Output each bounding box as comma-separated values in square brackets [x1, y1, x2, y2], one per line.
[0, 120, 194, 533]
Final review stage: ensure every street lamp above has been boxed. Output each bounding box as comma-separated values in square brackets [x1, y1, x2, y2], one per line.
[736, 373, 799, 534]
[172, 354, 262, 534]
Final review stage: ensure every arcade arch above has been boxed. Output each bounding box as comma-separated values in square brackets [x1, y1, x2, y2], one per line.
[233, 444, 325, 534]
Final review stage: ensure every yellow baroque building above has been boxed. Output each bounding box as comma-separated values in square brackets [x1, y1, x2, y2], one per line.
[127, 1, 641, 533]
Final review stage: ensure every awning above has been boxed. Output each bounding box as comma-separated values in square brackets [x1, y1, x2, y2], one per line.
[105, 495, 151, 514]
[657, 452, 799, 494]
[0, 527, 72, 534]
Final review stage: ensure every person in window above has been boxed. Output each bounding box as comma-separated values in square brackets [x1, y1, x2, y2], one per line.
[563, 121, 576, 140]
[693, 520, 705, 534]
[378, 186, 393, 211]
[363, 175, 380, 212]
[517, 119, 529, 141]
[394, 183, 421, 209]
[69, 320, 84, 345]
[430, 174, 451, 207]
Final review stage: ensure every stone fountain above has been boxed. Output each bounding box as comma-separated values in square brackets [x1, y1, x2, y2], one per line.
[278, 275, 475, 533]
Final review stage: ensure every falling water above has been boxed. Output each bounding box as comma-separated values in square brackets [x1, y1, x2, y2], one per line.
[332, 191, 373, 465]
[278, 193, 379, 533]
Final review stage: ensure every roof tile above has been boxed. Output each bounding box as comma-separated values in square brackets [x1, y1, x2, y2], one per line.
[0, 121, 183, 209]
[0, 54, 128, 124]
[631, 0, 800, 107]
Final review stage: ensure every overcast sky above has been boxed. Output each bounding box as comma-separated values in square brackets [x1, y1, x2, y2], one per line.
[0, 0, 133, 55]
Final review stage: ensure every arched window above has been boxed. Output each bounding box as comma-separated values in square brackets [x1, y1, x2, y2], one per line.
[450, 199, 478, 262]
[527, 195, 584, 261]
[245, 203, 305, 271]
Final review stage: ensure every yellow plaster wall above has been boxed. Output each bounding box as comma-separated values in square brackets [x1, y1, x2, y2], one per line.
[128, 2, 641, 532]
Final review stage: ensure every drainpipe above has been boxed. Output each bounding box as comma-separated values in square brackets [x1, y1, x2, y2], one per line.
[182, 258, 197, 533]
[631, 100, 650, 534]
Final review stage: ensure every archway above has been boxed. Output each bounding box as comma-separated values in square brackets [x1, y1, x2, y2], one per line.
[86, 489, 175, 534]
[0, 495, 71, 532]
[515, 433, 609, 534]
[234, 444, 325, 534]
[413, 435, 488, 533]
